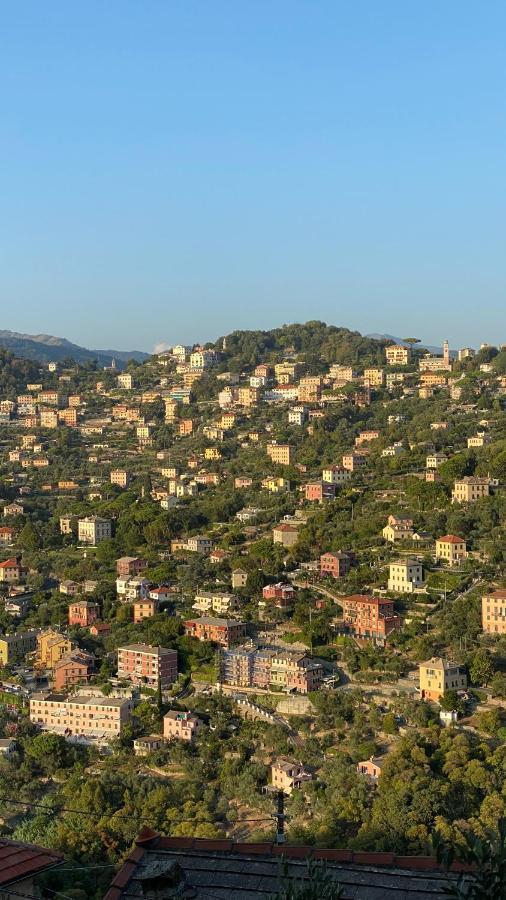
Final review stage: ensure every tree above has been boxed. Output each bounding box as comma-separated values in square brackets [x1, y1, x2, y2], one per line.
[18, 521, 41, 551]
[439, 690, 464, 715]
[469, 649, 494, 687]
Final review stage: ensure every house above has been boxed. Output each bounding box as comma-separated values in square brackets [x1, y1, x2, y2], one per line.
[435, 535, 467, 566]
[231, 568, 248, 589]
[482, 590, 506, 635]
[164, 710, 203, 742]
[0, 837, 62, 900]
[426, 452, 447, 469]
[59, 579, 79, 596]
[388, 559, 423, 593]
[262, 476, 290, 493]
[271, 757, 312, 795]
[209, 549, 227, 564]
[186, 535, 214, 554]
[78, 516, 112, 544]
[342, 451, 366, 472]
[419, 657, 467, 701]
[452, 476, 490, 503]
[3, 503, 24, 517]
[184, 617, 246, 648]
[322, 465, 351, 484]
[117, 645, 178, 689]
[304, 481, 336, 503]
[192, 592, 238, 616]
[53, 650, 94, 690]
[133, 598, 159, 623]
[357, 757, 383, 780]
[0, 738, 17, 757]
[262, 583, 295, 606]
[68, 600, 100, 627]
[0, 527, 14, 547]
[104, 830, 467, 900]
[382, 515, 414, 543]
[272, 524, 298, 548]
[0, 558, 25, 583]
[116, 556, 148, 576]
[355, 430, 380, 446]
[338, 595, 402, 642]
[320, 551, 351, 578]
[133, 735, 165, 756]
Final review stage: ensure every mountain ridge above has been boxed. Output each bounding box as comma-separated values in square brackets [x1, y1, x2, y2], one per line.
[0, 329, 149, 367]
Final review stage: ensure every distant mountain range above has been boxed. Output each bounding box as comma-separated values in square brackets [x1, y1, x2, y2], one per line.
[0, 330, 149, 367]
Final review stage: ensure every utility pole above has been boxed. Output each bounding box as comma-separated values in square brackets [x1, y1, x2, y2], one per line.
[274, 790, 286, 845]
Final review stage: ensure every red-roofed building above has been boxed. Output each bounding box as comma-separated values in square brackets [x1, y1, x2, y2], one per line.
[435, 535, 467, 566]
[0, 837, 62, 899]
[339, 594, 402, 643]
[262, 583, 295, 607]
[0, 558, 24, 583]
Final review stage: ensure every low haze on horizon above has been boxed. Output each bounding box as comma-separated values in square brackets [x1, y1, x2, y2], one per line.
[1, 1, 505, 350]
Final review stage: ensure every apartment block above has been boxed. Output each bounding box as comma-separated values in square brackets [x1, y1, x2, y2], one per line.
[452, 477, 490, 503]
[266, 443, 294, 466]
[339, 595, 401, 642]
[117, 644, 178, 689]
[30, 693, 134, 740]
[320, 551, 351, 578]
[385, 345, 410, 365]
[68, 600, 100, 628]
[0, 630, 38, 666]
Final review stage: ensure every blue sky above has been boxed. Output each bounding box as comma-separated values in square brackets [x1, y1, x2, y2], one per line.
[1, 1, 505, 351]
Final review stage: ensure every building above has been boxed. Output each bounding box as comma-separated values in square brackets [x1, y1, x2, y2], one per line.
[53, 650, 94, 690]
[482, 590, 506, 635]
[163, 710, 203, 743]
[388, 559, 423, 593]
[262, 583, 295, 606]
[385, 344, 410, 365]
[116, 556, 148, 576]
[419, 657, 467, 701]
[452, 476, 490, 503]
[266, 443, 294, 466]
[30, 692, 134, 740]
[271, 758, 312, 795]
[0, 837, 62, 900]
[320, 551, 351, 579]
[36, 630, 73, 672]
[339, 595, 402, 642]
[322, 465, 351, 485]
[0, 630, 38, 666]
[272, 524, 298, 548]
[304, 481, 336, 503]
[435, 535, 467, 566]
[382, 515, 414, 543]
[221, 647, 323, 693]
[357, 757, 384, 780]
[78, 516, 112, 544]
[68, 600, 100, 628]
[117, 373, 133, 389]
[0, 527, 14, 547]
[342, 451, 366, 472]
[0, 558, 24, 583]
[426, 452, 447, 469]
[133, 598, 158, 623]
[186, 535, 214, 554]
[231, 568, 248, 589]
[193, 591, 238, 616]
[117, 644, 178, 689]
[110, 469, 130, 488]
[185, 617, 246, 648]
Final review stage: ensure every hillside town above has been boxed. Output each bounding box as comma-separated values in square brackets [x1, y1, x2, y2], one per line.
[0, 322, 505, 896]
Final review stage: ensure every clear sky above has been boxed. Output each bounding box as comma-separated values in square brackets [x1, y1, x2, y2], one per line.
[1, 2, 505, 352]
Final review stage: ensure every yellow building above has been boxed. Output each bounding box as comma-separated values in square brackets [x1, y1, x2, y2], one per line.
[419, 657, 467, 701]
[435, 535, 467, 566]
[0, 630, 38, 666]
[266, 443, 294, 466]
[36, 630, 73, 672]
[452, 477, 490, 503]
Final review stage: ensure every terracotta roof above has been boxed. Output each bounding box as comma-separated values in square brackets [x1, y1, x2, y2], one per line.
[0, 838, 62, 886]
[437, 535, 465, 543]
[104, 830, 471, 900]
[0, 558, 18, 569]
